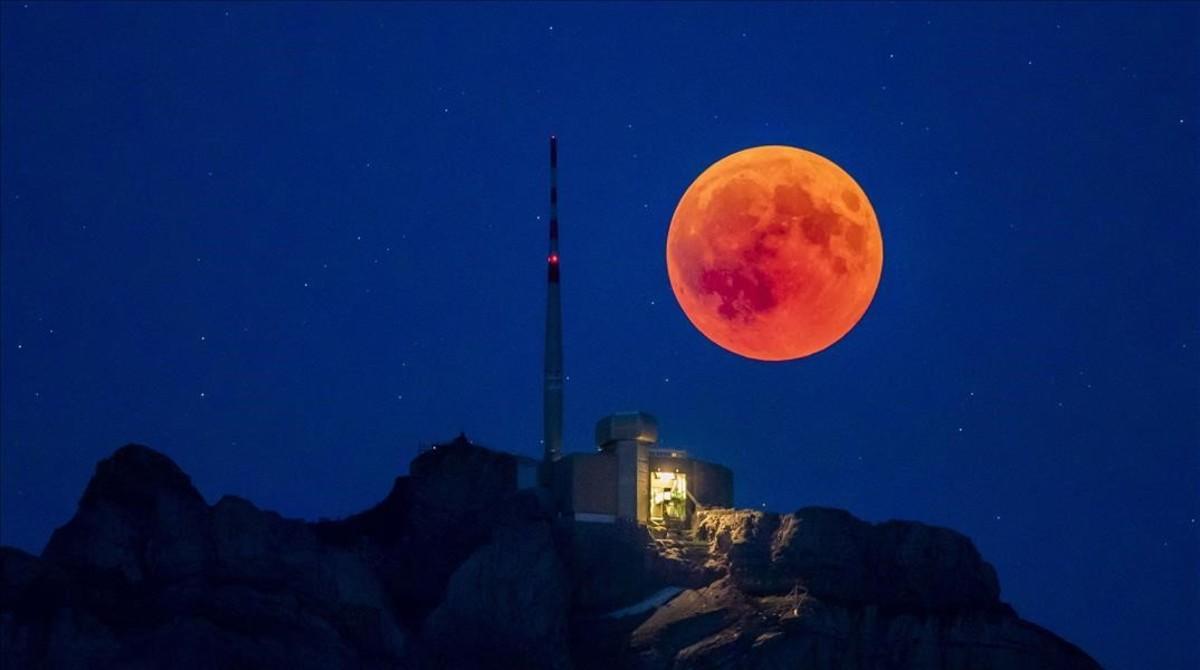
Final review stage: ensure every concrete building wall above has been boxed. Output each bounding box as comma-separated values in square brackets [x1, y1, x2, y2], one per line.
[648, 452, 690, 481]
[647, 452, 734, 522]
[636, 446, 649, 524]
[551, 419, 733, 526]
[690, 459, 734, 509]
[516, 458, 540, 490]
[558, 452, 617, 517]
[615, 441, 649, 523]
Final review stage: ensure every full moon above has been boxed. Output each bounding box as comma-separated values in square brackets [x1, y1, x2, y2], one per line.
[666, 145, 883, 361]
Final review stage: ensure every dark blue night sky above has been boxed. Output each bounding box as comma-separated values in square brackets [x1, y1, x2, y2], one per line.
[2, 3, 1196, 668]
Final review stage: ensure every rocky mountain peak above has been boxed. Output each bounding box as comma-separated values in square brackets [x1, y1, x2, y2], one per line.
[77, 444, 205, 509]
[41, 445, 211, 582]
[2, 443, 1100, 669]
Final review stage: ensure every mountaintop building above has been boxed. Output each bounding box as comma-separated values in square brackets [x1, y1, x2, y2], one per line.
[418, 137, 733, 530]
[551, 411, 732, 529]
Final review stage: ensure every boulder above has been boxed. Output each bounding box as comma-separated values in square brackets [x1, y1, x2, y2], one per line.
[423, 523, 571, 669]
[871, 520, 1000, 612]
[628, 579, 747, 668]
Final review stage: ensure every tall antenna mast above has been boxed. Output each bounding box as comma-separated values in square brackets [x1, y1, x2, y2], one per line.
[543, 136, 564, 465]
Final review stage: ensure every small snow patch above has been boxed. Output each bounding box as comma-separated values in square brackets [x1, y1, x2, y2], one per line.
[603, 587, 684, 619]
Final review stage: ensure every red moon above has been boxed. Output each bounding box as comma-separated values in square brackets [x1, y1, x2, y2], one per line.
[666, 146, 883, 361]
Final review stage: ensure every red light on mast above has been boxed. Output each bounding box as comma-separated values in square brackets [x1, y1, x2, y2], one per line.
[548, 253, 559, 264]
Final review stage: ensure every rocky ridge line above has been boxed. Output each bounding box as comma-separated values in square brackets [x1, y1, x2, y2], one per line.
[1, 443, 1100, 669]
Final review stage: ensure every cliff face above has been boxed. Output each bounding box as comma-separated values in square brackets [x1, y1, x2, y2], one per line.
[612, 509, 1096, 669]
[0, 444, 1099, 669]
[5, 446, 409, 669]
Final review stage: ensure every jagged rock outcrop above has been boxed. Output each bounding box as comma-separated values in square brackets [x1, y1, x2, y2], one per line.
[313, 434, 541, 626]
[695, 507, 1000, 611]
[42, 445, 213, 583]
[424, 525, 571, 668]
[622, 576, 1097, 670]
[612, 509, 1096, 669]
[1, 443, 1100, 669]
[4, 446, 409, 669]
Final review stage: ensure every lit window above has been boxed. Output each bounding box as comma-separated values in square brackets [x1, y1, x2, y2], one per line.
[649, 471, 687, 522]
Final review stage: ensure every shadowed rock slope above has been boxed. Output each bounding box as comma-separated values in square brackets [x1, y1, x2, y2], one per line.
[1, 443, 1099, 669]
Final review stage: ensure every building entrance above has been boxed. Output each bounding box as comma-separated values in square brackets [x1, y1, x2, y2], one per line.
[649, 470, 687, 523]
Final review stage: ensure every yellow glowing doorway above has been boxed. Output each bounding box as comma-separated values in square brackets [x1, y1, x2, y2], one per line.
[649, 471, 687, 522]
